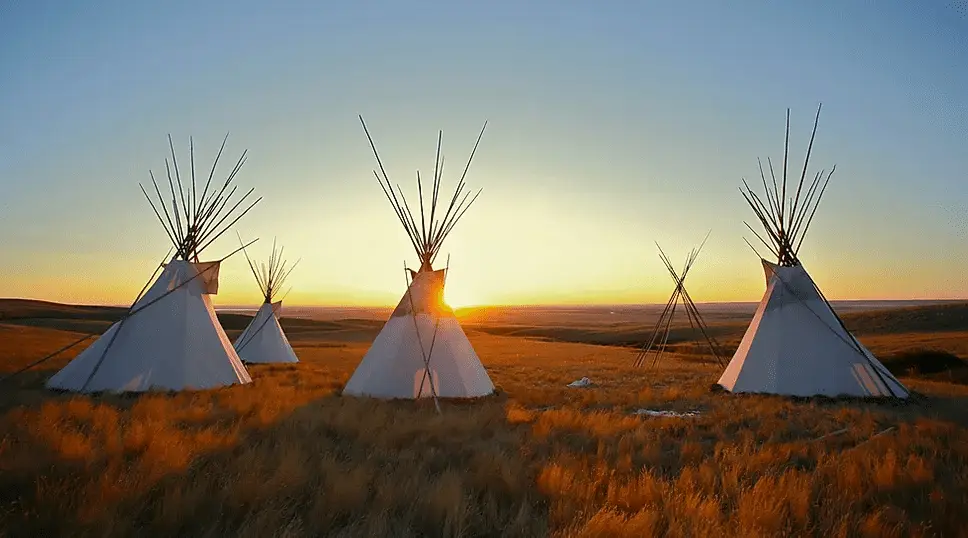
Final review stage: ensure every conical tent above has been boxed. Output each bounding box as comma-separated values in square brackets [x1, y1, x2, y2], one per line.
[716, 105, 908, 398]
[47, 135, 261, 393]
[233, 238, 300, 364]
[343, 116, 495, 401]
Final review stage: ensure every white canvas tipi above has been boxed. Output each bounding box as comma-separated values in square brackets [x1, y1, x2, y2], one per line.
[233, 238, 300, 364]
[343, 117, 495, 400]
[716, 105, 908, 399]
[47, 135, 260, 393]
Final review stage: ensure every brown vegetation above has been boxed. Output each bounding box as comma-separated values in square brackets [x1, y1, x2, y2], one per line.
[1, 302, 968, 537]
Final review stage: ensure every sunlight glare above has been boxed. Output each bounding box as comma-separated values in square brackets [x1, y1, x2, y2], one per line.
[444, 281, 481, 309]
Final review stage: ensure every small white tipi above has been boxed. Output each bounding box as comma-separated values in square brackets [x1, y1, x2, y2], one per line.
[716, 105, 908, 399]
[47, 135, 260, 393]
[343, 117, 495, 400]
[233, 238, 300, 364]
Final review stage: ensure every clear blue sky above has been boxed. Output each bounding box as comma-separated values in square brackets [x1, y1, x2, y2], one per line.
[1, 1, 966, 306]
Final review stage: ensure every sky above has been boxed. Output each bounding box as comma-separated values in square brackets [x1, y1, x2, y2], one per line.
[1, 1, 966, 308]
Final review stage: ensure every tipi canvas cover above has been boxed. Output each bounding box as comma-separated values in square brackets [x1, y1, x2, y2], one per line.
[716, 260, 908, 398]
[47, 260, 252, 392]
[47, 134, 261, 393]
[343, 268, 494, 398]
[234, 301, 299, 364]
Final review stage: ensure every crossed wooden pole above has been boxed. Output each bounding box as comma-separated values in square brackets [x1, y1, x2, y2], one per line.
[633, 233, 724, 369]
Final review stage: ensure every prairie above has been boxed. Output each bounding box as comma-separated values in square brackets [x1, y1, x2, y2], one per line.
[1, 299, 968, 537]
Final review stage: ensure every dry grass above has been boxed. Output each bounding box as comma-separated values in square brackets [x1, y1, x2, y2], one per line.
[2, 310, 968, 537]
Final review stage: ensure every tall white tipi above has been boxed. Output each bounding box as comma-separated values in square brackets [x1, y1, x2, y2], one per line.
[342, 116, 495, 400]
[233, 238, 300, 364]
[47, 135, 260, 393]
[716, 105, 908, 399]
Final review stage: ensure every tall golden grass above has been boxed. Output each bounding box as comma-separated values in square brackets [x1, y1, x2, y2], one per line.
[1, 320, 968, 537]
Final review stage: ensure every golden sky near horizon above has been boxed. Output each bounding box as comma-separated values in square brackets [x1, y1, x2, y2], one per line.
[3, 4, 967, 308]
[5, 188, 964, 310]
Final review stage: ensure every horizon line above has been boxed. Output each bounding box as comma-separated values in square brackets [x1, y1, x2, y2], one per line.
[6, 297, 963, 309]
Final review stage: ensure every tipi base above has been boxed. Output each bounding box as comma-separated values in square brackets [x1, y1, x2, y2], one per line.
[46, 383, 245, 396]
[339, 389, 504, 408]
[709, 383, 923, 405]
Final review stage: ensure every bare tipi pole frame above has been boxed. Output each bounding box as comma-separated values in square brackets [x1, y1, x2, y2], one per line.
[738, 103, 904, 399]
[235, 235, 300, 353]
[356, 116, 487, 409]
[633, 234, 724, 369]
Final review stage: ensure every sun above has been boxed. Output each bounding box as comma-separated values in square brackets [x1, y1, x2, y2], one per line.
[443, 282, 482, 309]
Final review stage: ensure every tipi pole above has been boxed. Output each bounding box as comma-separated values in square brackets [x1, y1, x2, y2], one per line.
[140, 183, 179, 248]
[0, 333, 95, 384]
[648, 248, 689, 368]
[808, 278, 904, 398]
[650, 286, 682, 369]
[651, 246, 694, 368]
[679, 287, 725, 367]
[633, 290, 679, 368]
[402, 262, 441, 413]
[416, 254, 449, 398]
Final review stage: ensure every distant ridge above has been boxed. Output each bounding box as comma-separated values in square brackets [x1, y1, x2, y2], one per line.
[0, 298, 128, 321]
[2, 298, 968, 359]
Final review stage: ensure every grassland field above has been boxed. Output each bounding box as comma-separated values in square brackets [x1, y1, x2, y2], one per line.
[2, 299, 968, 537]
